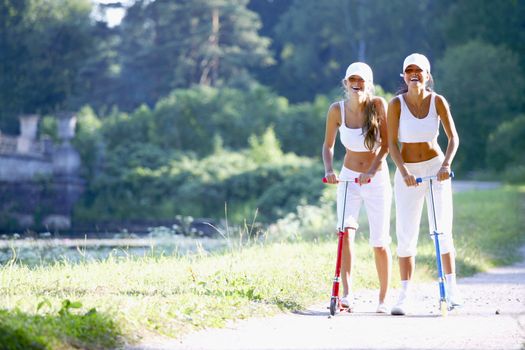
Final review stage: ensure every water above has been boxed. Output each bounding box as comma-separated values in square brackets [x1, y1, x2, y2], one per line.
[0, 234, 228, 266]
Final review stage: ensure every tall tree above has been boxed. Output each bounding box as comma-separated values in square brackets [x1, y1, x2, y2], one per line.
[72, 20, 122, 113]
[271, 0, 445, 102]
[0, 0, 29, 132]
[441, 0, 525, 71]
[247, 0, 292, 88]
[272, 0, 357, 102]
[114, 0, 273, 111]
[361, 0, 445, 94]
[0, 0, 95, 132]
[436, 40, 524, 171]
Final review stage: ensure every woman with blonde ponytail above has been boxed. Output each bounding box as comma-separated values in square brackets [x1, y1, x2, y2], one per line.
[322, 62, 392, 313]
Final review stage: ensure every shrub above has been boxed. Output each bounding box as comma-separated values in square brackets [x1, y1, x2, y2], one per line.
[486, 114, 525, 172]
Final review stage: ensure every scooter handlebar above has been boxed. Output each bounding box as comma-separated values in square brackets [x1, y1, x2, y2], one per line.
[322, 177, 370, 184]
[416, 171, 455, 183]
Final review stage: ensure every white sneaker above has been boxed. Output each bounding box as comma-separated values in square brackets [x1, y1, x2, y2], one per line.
[376, 302, 389, 314]
[447, 285, 463, 308]
[340, 295, 353, 308]
[391, 291, 409, 316]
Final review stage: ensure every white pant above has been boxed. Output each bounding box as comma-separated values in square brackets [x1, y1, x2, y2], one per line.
[394, 155, 454, 257]
[336, 164, 392, 247]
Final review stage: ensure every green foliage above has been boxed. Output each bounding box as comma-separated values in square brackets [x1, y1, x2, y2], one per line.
[248, 127, 283, 163]
[272, 0, 352, 102]
[71, 18, 122, 112]
[101, 105, 152, 150]
[114, 0, 273, 110]
[1, 187, 523, 345]
[71, 82, 397, 226]
[38, 116, 58, 142]
[0, 0, 95, 132]
[0, 303, 121, 350]
[435, 40, 525, 171]
[454, 187, 525, 267]
[0, 320, 48, 350]
[501, 166, 525, 184]
[72, 83, 333, 224]
[72, 106, 104, 179]
[256, 163, 324, 221]
[273, 95, 329, 157]
[271, 0, 445, 101]
[266, 190, 336, 242]
[1, 0, 523, 231]
[486, 114, 525, 175]
[441, 0, 525, 69]
[486, 114, 525, 170]
[374, 85, 394, 102]
[100, 84, 289, 156]
[75, 137, 322, 224]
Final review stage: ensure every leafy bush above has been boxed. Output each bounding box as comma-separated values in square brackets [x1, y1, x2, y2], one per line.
[435, 40, 524, 171]
[273, 95, 328, 157]
[101, 84, 289, 157]
[71, 85, 337, 228]
[0, 304, 121, 350]
[502, 165, 525, 184]
[72, 106, 104, 179]
[486, 114, 525, 173]
[95, 83, 334, 159]
[74, 130, 324, 226]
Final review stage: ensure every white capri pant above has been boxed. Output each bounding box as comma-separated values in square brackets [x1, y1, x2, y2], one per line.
[394, 155, 455, 257]
[336, 164, 392, 247]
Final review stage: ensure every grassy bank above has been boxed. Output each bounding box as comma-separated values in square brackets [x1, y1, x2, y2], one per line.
[0, 186, 523, 349]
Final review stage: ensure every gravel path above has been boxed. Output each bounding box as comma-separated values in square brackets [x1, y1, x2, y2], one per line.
[128, 246, 525, 350]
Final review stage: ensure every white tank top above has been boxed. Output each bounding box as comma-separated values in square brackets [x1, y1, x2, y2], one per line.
[398, 93, 440, 143]
[338, 100, 378, 152]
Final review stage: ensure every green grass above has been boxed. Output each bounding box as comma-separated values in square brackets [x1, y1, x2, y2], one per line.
[452, 186, 525, 267]
[0, 305, 120, 350]
[0, 186, 523, 349]
[408, 186, 525, 279]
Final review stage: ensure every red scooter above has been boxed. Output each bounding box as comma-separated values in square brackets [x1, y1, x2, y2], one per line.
[323, 177, 369, 316]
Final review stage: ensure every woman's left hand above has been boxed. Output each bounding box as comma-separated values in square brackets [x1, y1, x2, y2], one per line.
[358, 172, 373, 185]
[437, 165, 451, 181]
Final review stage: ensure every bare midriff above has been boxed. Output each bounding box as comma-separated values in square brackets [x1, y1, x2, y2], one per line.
[344, 149, 381, 173]
[401, 141, 441, 163]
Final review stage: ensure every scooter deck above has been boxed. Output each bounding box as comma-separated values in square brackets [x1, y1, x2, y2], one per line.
[339, 306, 353, 313]
[327, 303, 354, 314]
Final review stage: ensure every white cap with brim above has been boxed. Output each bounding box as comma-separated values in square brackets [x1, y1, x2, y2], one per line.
[344, 62, 373, 83]
[402, 53, 431, 73]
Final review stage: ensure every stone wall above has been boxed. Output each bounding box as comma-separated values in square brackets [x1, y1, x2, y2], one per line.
[0, 154, 53, 181]
[0, 113, 84, 232]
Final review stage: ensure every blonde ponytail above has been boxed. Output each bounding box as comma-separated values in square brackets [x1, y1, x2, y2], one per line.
[363, 97, 379, 151]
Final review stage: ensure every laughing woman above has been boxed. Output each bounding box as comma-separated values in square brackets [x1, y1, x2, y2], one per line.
[322, 62, 392, 313]
[387, 53, 462, 315]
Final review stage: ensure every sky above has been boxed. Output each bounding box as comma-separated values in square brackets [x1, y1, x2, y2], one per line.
[92, 0, 134, 27]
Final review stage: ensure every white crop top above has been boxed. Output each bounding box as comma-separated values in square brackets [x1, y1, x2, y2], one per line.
[338, 100, 379, 152]
[398, 93, 440, 143]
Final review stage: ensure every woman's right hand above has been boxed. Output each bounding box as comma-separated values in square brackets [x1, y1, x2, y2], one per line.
[402, 172, 418, 187]
[324, 171, 338, 184]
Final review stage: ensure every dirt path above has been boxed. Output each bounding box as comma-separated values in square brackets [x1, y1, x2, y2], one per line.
[128, 246, 525, 350]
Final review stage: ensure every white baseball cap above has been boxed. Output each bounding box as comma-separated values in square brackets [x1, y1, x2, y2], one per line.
[343, 62, 373, 83]
[402, 53, 431, 73]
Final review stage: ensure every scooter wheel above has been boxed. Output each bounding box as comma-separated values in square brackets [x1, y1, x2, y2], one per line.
[329, 298, 337, 316]
[440, 300, 448, 317]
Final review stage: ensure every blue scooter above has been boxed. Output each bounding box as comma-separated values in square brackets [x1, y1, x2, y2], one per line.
[416, 171, 454, 317]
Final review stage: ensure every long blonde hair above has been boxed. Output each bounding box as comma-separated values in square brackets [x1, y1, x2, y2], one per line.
[362, 96, 379, 151]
